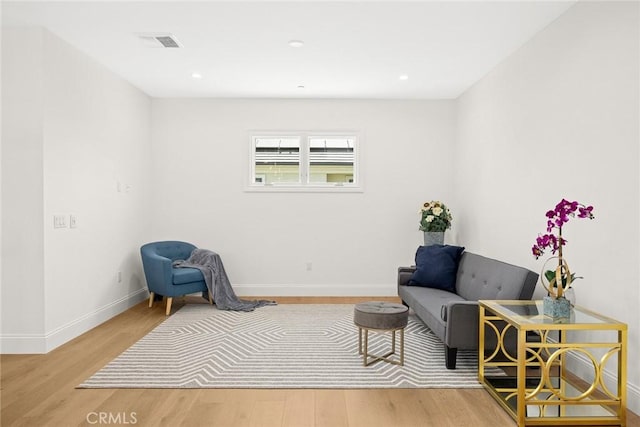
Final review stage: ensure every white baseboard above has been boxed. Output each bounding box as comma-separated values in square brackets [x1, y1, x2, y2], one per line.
[629, 383, 640, 415]
[566, 349, 640, 415]
[0, 334, 48, 354]
[233, 283, 398, 297]
[0, 289, 148, 354]
[1, 284, 394, 354]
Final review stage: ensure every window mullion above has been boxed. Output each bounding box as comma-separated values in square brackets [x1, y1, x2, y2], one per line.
[300, 134, 309, 184]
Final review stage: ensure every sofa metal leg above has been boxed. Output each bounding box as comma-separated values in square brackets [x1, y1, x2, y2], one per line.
[148, 292, 155, 308]
[445, 346, 457, 369]
[165, 297, 173, 315]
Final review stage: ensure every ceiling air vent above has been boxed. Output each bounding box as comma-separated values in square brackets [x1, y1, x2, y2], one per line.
[137, 33, 182, 48]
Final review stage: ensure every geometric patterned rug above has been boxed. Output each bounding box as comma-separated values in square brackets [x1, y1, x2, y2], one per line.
[79, 304, 498, 389]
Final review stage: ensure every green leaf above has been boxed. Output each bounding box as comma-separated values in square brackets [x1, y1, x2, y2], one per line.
[544, 269, 579, 289]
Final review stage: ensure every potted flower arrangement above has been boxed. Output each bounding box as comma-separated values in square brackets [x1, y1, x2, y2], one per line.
[532, 198, 594, 318]
[419, 201, 453, 246]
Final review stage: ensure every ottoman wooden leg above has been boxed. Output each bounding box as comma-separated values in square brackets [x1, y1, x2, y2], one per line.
[400, 328, 405, 366]
[363, 329, 369, 366]
[359, 327, 407, 367]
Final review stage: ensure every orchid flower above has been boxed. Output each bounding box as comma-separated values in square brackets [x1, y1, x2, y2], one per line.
[531, 199, 594, 259]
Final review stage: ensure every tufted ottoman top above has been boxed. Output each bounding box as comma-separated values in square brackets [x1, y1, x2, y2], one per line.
[354, 301, 409, 330]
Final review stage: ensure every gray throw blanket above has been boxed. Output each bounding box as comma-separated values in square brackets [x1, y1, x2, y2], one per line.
[173, 249, 276, 312]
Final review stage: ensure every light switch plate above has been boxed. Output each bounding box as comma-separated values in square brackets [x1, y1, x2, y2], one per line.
[53, 215, 67, 228]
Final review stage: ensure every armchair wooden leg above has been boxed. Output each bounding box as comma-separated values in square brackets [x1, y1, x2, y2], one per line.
[165, 297, 173, 315]
[208, 292, 213, 305]
[148, 292, 155, 308]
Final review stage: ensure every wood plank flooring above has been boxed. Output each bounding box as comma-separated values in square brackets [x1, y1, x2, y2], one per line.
[2, 296, 638, 427]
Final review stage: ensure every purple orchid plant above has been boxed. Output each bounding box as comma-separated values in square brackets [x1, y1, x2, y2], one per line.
[532, 199, 594, 260]
[532, 199, 594, 295]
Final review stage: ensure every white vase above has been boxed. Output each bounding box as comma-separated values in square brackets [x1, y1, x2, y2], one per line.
[423, 231, 444, 246]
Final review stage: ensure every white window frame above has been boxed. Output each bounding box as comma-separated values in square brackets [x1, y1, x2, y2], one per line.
[246, 131, 363, 193]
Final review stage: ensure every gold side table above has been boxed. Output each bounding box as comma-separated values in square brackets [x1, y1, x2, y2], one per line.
[479, 300, 627, 426]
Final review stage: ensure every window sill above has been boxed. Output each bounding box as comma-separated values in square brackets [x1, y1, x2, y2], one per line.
[244, 184, 364, 193]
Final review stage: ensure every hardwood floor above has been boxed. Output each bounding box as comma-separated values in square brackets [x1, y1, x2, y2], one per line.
[2, 296, 638, 427]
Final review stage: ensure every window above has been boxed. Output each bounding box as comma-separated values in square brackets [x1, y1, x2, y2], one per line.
[248, 132, 361, 192]
[253, 136, 301, 185]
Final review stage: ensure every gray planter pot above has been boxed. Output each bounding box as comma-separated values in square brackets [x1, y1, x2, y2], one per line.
[423, 231, 445, 246]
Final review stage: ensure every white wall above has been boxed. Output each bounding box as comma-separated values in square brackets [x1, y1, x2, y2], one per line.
[1, 28, 152, 352]
[150, 99, 456, 296]
[1, 28, 46, 352]
[454, 1, 639, 412]
[0, 9, 3, 354]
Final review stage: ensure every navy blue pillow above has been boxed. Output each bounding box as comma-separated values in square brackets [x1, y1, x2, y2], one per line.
[409, 244, 465, 293]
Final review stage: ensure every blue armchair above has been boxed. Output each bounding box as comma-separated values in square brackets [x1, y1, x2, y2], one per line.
[140, 241, 212, 315]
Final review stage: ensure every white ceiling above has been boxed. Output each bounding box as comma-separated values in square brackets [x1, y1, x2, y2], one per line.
[2, 1, 576, 99]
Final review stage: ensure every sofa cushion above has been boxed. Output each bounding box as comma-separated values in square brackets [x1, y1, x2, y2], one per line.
[409, 245, 465, 293]
[455, 253, 538, 301]
[397, 285, 465, 342]
[172, 267, 204, 285]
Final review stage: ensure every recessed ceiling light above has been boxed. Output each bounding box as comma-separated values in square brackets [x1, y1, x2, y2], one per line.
[399, 75, 409, 81]
[191, 72, 202, 79]
[297, 85, 305, 89]
[288, 40, 304, 48]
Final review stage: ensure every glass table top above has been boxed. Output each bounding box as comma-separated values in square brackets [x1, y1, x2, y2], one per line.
[479, 300, 626, 329]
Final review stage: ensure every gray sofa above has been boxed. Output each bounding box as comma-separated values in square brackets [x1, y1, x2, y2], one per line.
[397, 251, 538, 369]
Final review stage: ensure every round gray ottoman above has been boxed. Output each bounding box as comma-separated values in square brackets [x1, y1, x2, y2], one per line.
[354, 301, 409, 366]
